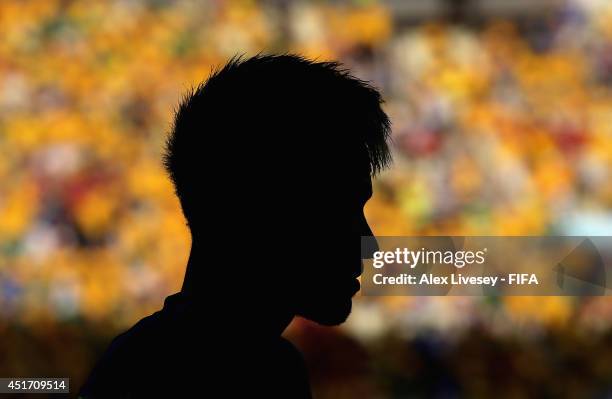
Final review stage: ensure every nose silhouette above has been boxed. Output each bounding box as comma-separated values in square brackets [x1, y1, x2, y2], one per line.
[359, 214, 379, 259]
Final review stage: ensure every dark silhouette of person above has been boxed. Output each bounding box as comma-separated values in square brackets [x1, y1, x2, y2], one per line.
[79, 54, 391, 398]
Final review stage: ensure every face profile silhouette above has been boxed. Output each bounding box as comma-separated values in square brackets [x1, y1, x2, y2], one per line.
[80, 54, 391, 398]
[165, 54, 391, 327]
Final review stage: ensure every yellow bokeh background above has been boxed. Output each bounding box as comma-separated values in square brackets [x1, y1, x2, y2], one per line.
[2, 0, 612, 397]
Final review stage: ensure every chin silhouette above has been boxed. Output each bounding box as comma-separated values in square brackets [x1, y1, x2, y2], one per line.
[79, 54, 391, 398]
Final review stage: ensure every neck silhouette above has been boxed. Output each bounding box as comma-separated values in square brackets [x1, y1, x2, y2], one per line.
[181, 240, 294, 338]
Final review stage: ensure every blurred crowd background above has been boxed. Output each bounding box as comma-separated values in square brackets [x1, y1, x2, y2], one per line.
[2, 0, 612, 397]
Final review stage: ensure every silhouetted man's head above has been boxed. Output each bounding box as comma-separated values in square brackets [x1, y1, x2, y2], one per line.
[164, 54, 391, 326]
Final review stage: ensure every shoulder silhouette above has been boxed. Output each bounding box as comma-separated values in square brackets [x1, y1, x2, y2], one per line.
[79, 53, 391, 398]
